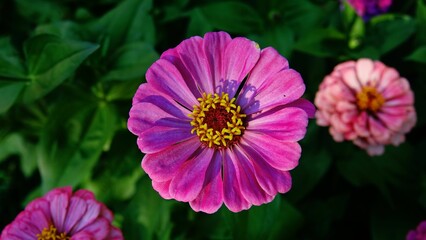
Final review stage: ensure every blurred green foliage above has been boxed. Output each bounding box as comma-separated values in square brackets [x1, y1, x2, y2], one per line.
[0, 0, 425, 239]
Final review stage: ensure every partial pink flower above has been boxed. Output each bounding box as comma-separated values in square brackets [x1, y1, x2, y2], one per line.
[128, 31, 315, 213]
[1, 186, 123, 240]
[315, 58, 416, 156]
[407, 221, 426, 240]
[346, 0, 392, 20]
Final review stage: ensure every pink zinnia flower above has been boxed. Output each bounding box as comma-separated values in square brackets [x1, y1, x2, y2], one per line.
[315, 58, 416, 156]
[407, 221, 426, 240]
[128, 31, 315, 213]
[1, 186, 123, 240]
[346, 0, 392, 20]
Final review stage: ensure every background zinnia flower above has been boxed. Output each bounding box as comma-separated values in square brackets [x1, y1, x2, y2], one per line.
[407, 221, 426, 240]
[346, 0, 392, 20]
[0, 186, 123, 240]
[128, 31, 315, 213]
[315, 58, 416, 156]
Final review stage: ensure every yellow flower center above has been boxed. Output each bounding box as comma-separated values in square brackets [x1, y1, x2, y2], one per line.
[356, 86, 385, 112]
[37, 225, 69, 240]
[189, 93, 246, 148]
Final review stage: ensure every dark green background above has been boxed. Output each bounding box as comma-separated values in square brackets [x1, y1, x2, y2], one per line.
[1, 0, 426, 239]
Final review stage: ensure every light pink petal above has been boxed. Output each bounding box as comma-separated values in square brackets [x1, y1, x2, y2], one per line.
[334, 60, 356, 72]
[241, 69, 306, 114]
[377, 112, 405, 132]
[247, 107, 308, 141]
[169, 148, 214, 202]
[220, 37, 260, 98]
[353, 111, 370, 137]
[223, 150, 251, 212]
[330, 113, 350, 132]
[384, 91, 414, 107]
[368, 116, 390, 143]
[137, 126, 194, 154]
[381, 77, 411, 100]
[70, 200, 101, 234]
[376, 67, 399, 92]
[341, 67, 362, 91]
[203, 32, 232, 90]
[329, 126, 345, 142]
[231, 146, 274, 205]
[79, 218, 110, 240]
[366, 145, 385, 156]
[355, 58, 374, 85]
[64, 197, 87, 233]
[152, 180, 172, 199]
[241, 132, 301, 171]
[190, 151, 223, 214]
[50, 191, 70, 233]
[128, 96, 190, 136]
[175, 36, 214, 93]
[142, 137, 201, 182]
[146, 59, 198, 109]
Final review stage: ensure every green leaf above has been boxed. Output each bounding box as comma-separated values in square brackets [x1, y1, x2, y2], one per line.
[250, 26, 295, 57]
[0, 134, 38, 177]
[416, 0, 426, 44]
[21, 34, 99, 102]
[15, 0, 66, 24]
[405, 46, 426, 64]
[88, 0, 155, 55]
[187, 8, 214, 37]
[293, 28, 345, 57]
[83, 130, 144, 202]
[102, 42, 158, 82]
[34, 21, 84, 40]
[199, 2, 264, 34]
[121, 177, 174, 240]
[288, 149, 332, 202]
[0, 38, 28, 113]
[366, 14, 416, 55]
[38, 100, 117, 192]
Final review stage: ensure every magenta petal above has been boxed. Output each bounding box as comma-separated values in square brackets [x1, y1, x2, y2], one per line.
[146, 59, 198, 109]
[137, 126, 194, 154]
[238, 47, 289, 108]
[73, 190, 95, 200]
[70, 231, 92, 240]
[239, 142, 292, 195]
[203, 32, 232, 90]
[50, 191, 70, 233]
[132, 83, 167, 106]
[283, 98, 316, 118]
[242, 132, 301, 171]
[242, 69, 306, 114]
[247, 107, 308, 141]
[152, 180, 172, 199]
[79, 218, 110, 240]
[223, 150, 251, 212]
[64, 197, 87, 233]
[190, 151, 223, 214]
[29, 209, 50, 233]
[70, 200, 101, 234]
[232, 146, 274, 205]
[169, 148, 214, 202]
[25, 198, 51, 223]
[128, 97, 191, 136]
[107, 226, 124, 240]
[175, 36, 214, 93]
[142, 138, 202, 182]
[220, 37, 260, 98]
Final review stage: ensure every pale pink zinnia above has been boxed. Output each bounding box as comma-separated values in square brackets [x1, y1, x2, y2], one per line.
[1, 186, 123, 240]
[315, 58, 416, 156]
[407, 221, 426, 240]
[128, 31, 315, 213]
